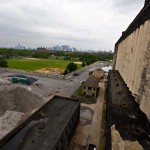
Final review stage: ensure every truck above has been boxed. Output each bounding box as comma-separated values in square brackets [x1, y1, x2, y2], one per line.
[12, 77, 31, 85]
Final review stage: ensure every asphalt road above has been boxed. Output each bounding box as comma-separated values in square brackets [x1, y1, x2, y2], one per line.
[58, 61, 106, 97]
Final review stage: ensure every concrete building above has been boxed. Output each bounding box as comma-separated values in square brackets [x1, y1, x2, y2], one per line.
[113, 0, 150, 121]
[83, 76, 99, 97]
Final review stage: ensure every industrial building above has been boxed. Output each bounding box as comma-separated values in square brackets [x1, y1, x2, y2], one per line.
[107, 0, 150, 149]
[0, 96, 80, 150]
[113, 0, 150, 121]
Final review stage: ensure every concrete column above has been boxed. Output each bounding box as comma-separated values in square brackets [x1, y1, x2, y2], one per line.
[117, 43, 121, 71]
[140, 32, 150, 120]
[136, 20, 150, 94]
[115, 43, 122, 71]
[113, 45, 118, 69]
[130, 28, 139, 91]
[120, 40, 126, 78]
[122, 39, 127, 81]
[126, 33, 134, 87]
[124, 35, 130, 84]
[115, 45, 120, 70]
[119, 42, 124, 75]
[132, 25, 144, 94]
[122, 39, 127, 80]
[127, 32, 135, 90]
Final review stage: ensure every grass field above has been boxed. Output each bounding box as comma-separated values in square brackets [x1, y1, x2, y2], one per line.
[7, 58, 81, 71]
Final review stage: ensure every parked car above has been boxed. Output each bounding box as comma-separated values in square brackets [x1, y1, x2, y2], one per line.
[73, 73, 79, 76]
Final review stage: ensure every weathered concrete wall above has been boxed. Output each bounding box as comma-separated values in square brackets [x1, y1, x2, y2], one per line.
[83, 87, 97, 97]
[114, 2, 150, 120]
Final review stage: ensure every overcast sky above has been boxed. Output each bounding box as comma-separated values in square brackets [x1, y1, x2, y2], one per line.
[0, 0, 144, 51]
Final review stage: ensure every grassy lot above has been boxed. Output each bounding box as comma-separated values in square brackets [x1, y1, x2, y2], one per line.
[7, 58, 81, 71]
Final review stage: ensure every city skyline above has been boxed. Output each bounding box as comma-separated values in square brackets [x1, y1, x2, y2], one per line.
[0, 0, 144, 51]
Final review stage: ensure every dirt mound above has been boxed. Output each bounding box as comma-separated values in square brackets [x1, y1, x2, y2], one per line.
[0, 85, 44, 116]
[35, 68, 64, 74]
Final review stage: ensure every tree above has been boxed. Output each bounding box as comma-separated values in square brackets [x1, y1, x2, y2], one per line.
[0, 57, 8, 68]
[86, 60, 92, 65]
[81, 62, 86, 67]
[63, 69, 69, 75]
[67, 62, 77, 72]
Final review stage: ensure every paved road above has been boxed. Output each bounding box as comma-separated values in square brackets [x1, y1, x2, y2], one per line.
[58, 62, 106, 97]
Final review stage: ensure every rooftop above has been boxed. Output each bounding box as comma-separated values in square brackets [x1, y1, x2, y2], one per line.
[0, 96, 80, 150]
[83, 76, 99, 88]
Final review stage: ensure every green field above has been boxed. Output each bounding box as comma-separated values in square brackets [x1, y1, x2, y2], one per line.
[7, 58, 81, 71]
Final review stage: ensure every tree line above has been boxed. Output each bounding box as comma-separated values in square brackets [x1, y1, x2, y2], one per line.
[0, 48, 113, 67]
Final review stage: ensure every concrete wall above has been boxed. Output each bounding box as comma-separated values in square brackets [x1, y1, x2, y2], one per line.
[114, 4, 150, 120]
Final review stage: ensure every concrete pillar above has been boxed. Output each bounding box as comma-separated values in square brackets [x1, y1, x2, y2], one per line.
[122, 39, 127, 80]
[132, 25, 144, 94]
[120, 42, 124, 74]
[122, 39, 127, 81]
[136, 20, 150, 94]
[126, 33, 134, 87]
[124, 35, 130, 84]
[120, 40, 126, 78]
[128, 29, 139, 91]
[115, 43, 122, 71]
[115, 45, 119, 70]
[127, 32, 135, 90]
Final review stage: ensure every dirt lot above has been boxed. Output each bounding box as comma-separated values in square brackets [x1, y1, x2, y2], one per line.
[35, 68, 64, 74]
[74, 62, 82, 64]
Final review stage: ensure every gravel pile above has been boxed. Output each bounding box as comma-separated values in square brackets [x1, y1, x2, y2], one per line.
[0, 85, 44, 116]
[0, 85, 44, 139]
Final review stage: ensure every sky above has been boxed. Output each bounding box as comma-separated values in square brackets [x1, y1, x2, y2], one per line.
[0, 0, 144, 51]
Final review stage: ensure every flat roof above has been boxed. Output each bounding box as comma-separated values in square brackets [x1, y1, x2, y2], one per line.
[0, 96, 80, 150]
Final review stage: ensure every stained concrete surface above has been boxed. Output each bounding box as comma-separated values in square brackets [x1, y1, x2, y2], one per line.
[88, 82, 105, 150]
[68, 81, 106, 150]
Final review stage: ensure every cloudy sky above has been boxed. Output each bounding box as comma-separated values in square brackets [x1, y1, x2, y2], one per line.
[0, 0, 144, 51]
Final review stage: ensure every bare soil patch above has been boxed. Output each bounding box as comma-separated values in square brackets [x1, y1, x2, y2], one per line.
[74, 61, 82, 64]
[35, 68, 65, 74]
[23, 58, 40, 60]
